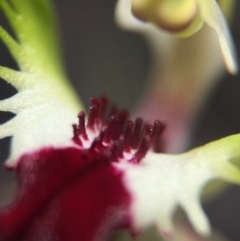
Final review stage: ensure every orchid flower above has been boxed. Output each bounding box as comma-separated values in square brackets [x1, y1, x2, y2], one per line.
[121, 0, 238, 73]
[0, 1, 240, 241]
[115, 0, 238, 152]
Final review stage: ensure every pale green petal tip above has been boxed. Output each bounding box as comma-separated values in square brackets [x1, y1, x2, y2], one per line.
[187, 133, 240, 185]
[0, 0, 83, 109]
[0, 0, 67, 79]
[126, 134, 240, 237]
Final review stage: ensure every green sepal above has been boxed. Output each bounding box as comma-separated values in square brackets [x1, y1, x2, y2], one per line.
[0, 0, 65, 81]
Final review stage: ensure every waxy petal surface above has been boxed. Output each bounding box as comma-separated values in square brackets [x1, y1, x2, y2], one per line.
[0, 147, 131, 241]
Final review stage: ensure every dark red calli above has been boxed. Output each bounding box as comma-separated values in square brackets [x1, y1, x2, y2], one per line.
[0, 97, 164, 241]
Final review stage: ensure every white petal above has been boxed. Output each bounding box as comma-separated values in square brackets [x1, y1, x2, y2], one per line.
[180, 197, 210, 236]
[0, 0, 84, 166]
[5, 94, 79, 168]
[0, 91, 40, 113]
[115, 134, 240, 238]
[0, 118, 16, 139]
[197, 0, 238, 74]
[0, 66, 32, 91]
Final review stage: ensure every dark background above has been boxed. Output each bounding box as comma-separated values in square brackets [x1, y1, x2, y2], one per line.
[1, 1, 240, 240]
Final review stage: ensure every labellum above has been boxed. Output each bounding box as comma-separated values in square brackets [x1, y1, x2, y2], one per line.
[0, 96, 164, 241]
